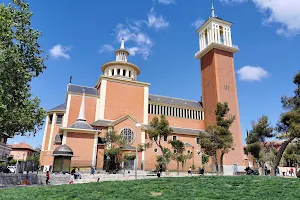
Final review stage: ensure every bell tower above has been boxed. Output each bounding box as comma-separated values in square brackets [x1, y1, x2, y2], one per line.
[195, 4, 244, 168]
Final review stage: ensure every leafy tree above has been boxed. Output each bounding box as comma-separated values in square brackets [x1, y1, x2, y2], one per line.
[170, 140, 192, 175]
[215, 102, 235, 174]
[283, 142, 300, 169]
[245, 115, 274, 173]
[271, 72, 300, 176]
[104, 130, 125, 170]
[199, 102, 235, 174]
[0, 0, 46, 137]
[201, 153, 209, 167]
[147, 115, 173, 175]
[155, 148, 172, 172]
[199, 126, 220, 174]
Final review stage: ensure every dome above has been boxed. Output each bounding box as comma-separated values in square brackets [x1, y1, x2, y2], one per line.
[53, 144, 73, 157]
[101, 39, 140, 81]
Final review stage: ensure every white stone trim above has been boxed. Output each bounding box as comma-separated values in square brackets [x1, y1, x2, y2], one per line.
[62, 130, 67, 145]
[92, 132, 98, 167]
[48, 113, 56, 151]
[63, 94, 72, 127]
[41, 116, 49, 151]
[143, 86, 149, 124]
[95, 98, 100, 121]
[98, 80, 107, 120]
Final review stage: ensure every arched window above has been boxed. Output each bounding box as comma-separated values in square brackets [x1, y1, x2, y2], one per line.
[120, 128, 134, 144]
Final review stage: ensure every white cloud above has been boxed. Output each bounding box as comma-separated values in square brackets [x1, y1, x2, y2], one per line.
[221, 0, 300, 36]
[114, 23, 153, 60]
[49, 44, 71, 59]
[157, 0, 175, 5]
[237, 66, 269, 81]
[147, 9, 169, 30]
[252, 0, 300, 37]
[192, 18, 205, 29]
[99, 44, 114, 54]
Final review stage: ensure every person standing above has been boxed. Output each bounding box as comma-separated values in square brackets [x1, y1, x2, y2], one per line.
[290, 168, 294, 176]
[91, 166, 95, 175]
[188, 167, 192, 176]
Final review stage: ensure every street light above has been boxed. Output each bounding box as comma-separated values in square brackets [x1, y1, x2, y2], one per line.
[135, 123, 142, 180]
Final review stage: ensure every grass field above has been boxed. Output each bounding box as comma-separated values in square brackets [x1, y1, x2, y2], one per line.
[0, 176, 299, 200]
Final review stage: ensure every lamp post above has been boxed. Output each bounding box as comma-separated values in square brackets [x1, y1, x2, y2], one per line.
[135, 123, 141, 180]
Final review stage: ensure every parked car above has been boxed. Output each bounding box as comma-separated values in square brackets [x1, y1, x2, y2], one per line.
[7, 166, 16, 173]
[0, 166, 11, 173]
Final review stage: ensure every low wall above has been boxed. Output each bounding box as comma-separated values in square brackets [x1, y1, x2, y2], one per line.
[0, 174, 41, 186]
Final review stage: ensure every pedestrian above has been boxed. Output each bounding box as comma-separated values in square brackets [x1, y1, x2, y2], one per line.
[264, 166, 268, 175]
[276, 167, 280, 176]
[91, 166, 95, 175]
[188, 167, 192, 176]
[46, 171, 50, 185]
[69, 175, 75, 184]
[290, 168, 294, 176]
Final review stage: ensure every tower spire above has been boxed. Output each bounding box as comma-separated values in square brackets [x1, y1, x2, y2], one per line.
[120, 38, 125, 49]
[77, 90, 86, 121]
[211, 2, 215, 18]
[116, 39, 129, 62]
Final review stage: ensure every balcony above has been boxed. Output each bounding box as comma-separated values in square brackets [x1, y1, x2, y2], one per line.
[195, 42, 239, 59]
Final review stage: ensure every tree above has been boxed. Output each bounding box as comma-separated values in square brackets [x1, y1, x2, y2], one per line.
[0, 0, 46, 137]
[283, 142, 300, 170]
[201, 153, 209, 168]
[271, 72, 300, 176]
[104, 130, 125, 171]
[199, 125, 220, 174]
[245, 115, 274, 173]
[215, 102, 235, 175]
[199, 102, 235, 175]
[147, 115, 173, 175]
[170, 140, 192, 175]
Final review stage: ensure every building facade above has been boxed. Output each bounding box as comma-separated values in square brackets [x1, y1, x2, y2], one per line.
[10, 143, 37, 161]
[40, 6, 245, 174]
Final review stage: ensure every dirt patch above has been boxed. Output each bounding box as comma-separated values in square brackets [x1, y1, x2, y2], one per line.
[151, 192, 162, 197]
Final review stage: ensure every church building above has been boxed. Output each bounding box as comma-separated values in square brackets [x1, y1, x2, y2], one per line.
[40, 5, 245, 175]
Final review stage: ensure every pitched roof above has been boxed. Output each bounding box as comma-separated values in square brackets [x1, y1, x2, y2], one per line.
[69, 120, 93, 130]
[11, 143, 35, 151]
[49, 102, 67, 111]
[91, 119, 113, 127]
[149, 94, 202, 109]
[67, 84, 98, 96]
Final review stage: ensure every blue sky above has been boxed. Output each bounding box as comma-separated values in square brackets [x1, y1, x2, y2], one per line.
[7, 0, 300, 148]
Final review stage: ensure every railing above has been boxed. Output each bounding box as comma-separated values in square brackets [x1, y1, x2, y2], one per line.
[195, 42, 239, 57]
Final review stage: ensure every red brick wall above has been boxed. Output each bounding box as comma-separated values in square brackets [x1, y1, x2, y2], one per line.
[104, 81, 144, 122]
[201, 49, 244, 166]
[66, 132, 95, 167]
[67, 95, 97, 126]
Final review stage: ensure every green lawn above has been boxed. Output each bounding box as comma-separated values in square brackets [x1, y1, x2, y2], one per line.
[0, 176, 299, 200]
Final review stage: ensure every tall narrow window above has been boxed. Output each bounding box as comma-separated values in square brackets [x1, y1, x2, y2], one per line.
[148, 104, 150, 114]
[56, 114, 63, 125]
[117, 69, 121, 75]
[123, 70, 126, 76]
[196, 137, 200, 144]
[112, 70, 115, 76]
[129, 71, 131, 77]
[49, 115, 53, 124]
[172, 135, 177, 141]
[164, 135, 168, 142]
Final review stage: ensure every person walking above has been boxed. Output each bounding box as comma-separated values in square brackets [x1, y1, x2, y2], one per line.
[46, 171, 50, 185]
